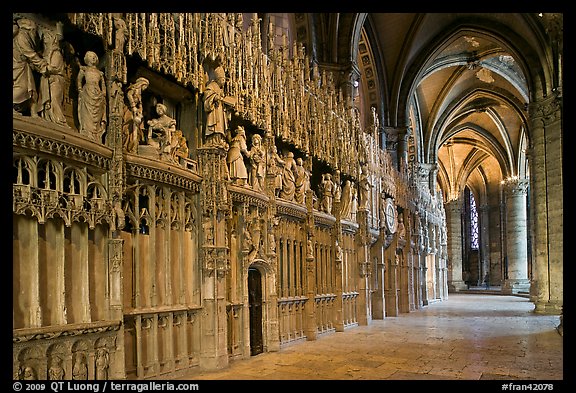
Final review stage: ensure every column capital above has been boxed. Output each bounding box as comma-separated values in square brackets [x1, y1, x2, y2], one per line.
[528, 93, 562, 127]
[502, 177, 529, 196]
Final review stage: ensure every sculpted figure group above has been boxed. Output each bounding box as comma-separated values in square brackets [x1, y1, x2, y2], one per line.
[13, 17, 363, 221]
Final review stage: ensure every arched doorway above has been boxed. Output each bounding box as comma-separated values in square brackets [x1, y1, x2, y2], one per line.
[248, 267, 263, 356]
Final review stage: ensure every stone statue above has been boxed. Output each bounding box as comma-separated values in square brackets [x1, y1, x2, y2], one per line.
[38, 24, 68, 126]
[333, 170, 342, 203]
[269, 145, 284, 197]
[294, 157, 307, 204]
[171, 129, 190, 162]
[350, 184, 358, 221]
[147, 103, 177, 156]
[72, 353, 88, 380]
[248, 134, 266, 192]
[340, 180, 352, 219]
[335, 239, 343, 262]
[48, 356, 65, 380]
[243, 226, 253, 253]
[320, 173, 334, 214]
[77, 51, 107, 142]
[279, 151, 297, 201]
[306, 239, 314, 259]
[227, 126, 249, 187]
[113, 15, 128, 53]
[13, 17, 48, 117]
[95, 348, 109, 380]
[397, 214, 406, 240]
[203, 65, 236, 147]
[123, 77, 149, 153]
[370, 105, 379, 133]
[358, 163, 371, 210]
[22, 365, 37, 380]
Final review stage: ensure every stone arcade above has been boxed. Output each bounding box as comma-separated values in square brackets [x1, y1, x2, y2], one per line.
[12, 13, 562, 380]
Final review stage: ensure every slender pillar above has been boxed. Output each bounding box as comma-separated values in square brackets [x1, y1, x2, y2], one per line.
[333, 196, 344, 332]
[502, 178, 530, 294]
[529, 95, 563, 314]
[371, 246, 385, 319]
[356, 209, 372, 325]
[304, 237, 317, 340]
[197, 146, 229, 369]
[445, 199, 467, 291]
[478, 203, 491, 286]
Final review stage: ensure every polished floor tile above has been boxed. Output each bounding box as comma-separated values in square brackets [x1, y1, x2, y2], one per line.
[171, 294, 563, 381]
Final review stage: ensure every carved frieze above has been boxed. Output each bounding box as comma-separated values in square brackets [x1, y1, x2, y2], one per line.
[13, 321, 121, 344]
[125, 161, 201, 193]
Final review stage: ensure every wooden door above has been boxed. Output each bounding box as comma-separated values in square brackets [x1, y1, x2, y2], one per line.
[248, 267, 263, 355]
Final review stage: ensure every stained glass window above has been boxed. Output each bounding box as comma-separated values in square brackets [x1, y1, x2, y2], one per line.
[470, 191, 479, 249]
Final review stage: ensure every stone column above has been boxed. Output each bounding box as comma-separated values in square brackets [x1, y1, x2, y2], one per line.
[445, 199, 467, 292]
[104, 22, 128, 379]
[197, 146, 229, 370]
[371, 245, 385, 319]
[383, 127, 399, 170]
[478, 203, 491, 286]
[385, 252, 399, 317]
[264, 135, 281, 350]
[304, 182, 317, 340]
[333, 194, 345, 332]
[502, 178, 530, 294]
[304, 236, 317, 341]
[528, 95, 563, 314]
[334, 239, 344, 331]
[356, 209, 372, 325]
[397, 127, 410, 175]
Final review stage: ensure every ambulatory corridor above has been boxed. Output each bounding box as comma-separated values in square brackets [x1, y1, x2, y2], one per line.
[173, 294, 563, 381]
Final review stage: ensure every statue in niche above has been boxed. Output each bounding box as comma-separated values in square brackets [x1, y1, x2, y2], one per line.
[113, 15, 127, 53]
[370, 105, 379, 133]
[358, 163, 371, 210]
[95, 348, 109, 380]
[294, 157, 307, 204]
[38, 24, 68, 127]
[333, 170, 342, 204]
[279, 151, 297, 201]
[77, 51, 107, 142]
[268, 231, 276, 254]
[243, 226, 253, 253]
[22, 365, 37, 380]
[306, 239, 314, 259]
[319, 173, 334, 214]
[48, 356, 65, 380]
[171, 129, 190, 162]
[203, 217, 214, 246]
[72, 352, 88, 380]
[13, 17, 48, 117]
[350, 183, 358, 221]
[340, 180, 353, 220]
[227, 126, 249, 187]
[268, 145, 284, 197]
[203, 65, 236, 147]
[123, 77, 149, 153]
[397, 214, 406, 241]
[378, 192, 387, 228]
[267, 217, 279, 254]
[249, 219, 262, 259]
[248, 134, 266, 192]
[146, 103, 178, 159]
[335, 239, 343, 262]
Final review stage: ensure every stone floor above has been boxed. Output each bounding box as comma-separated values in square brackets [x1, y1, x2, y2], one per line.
[171, 293, 564, 383]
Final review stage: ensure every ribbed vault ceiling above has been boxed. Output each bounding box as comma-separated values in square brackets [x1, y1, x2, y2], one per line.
[364, 13, 534, 203]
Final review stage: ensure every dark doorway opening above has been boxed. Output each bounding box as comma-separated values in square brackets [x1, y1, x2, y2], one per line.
[248, 267, 263, 356]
